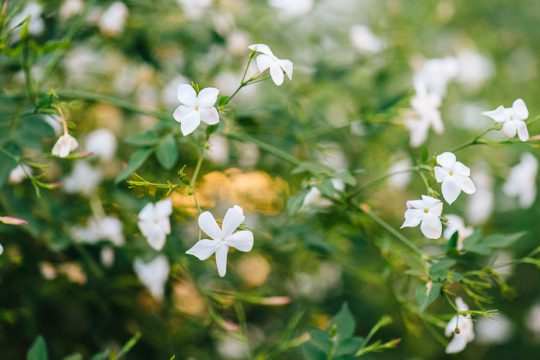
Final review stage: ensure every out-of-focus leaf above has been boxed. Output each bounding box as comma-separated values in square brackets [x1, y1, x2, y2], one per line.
[88, 351, 108, 360]
[301, 343, 326, 360]
[115, 148, 153, 184]
[429, 259, 456, 280]
[125, 132, 161, 146]
[484, 232, 526, 248]
[26, 335, 48, 360]
[416, 281, 442, 312]
[316, 179, 336, 197]
[331, 303, 356, 339]
[308, 329, 331, 352]
[445, 231, 459, 255]
[287, 190, 308, 216]
[156, 135, 178, 170]
[62, 354, 83, 360]
[335, 336, 363, 356]
[0, 152, 17, 188]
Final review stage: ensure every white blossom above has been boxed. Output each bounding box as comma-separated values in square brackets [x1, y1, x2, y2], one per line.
[9, 2, 45, 37]
[503, 153, 538, 208]
[85, 129, 117, 161]
[482, 99, 530, 141]
[443, 215, 473, 251]
[138, 198, 173, 251]
[52, 134, 79, 158]
[173, 84, 220, 136]
[186, 205, 254, 277]
[405, 82, 444, 147]
[455, 49, 494, 91]
[134, 256, 170, 301]
[401, 195, 443, 239]
[434, 152, 476, 204]
[268, 0, 314, 18]
[101, 246, 115, 268]
[475, 314, 513, 345]
[414, 57, 459, 97]
[302, 179, 345, 210]
[98, 2, 129, 37]
[445, 297, 475, 354]
[350, 24, 385, 54]
[63, 161, 103, 196]
[249, 44, 293, 86]
[206, 135, 230, 166]
[60, 0, 84, 20]
[466, 164, 494, 225]
[526, 303, 540, 339]
[387, 157, 413, 189]
[177, 0, 212, 20]
[71, 215, 124, 246]
[9, 164, 32, 184]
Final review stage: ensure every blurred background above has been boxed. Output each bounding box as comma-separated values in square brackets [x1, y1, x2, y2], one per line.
[1, 0, 540, 359]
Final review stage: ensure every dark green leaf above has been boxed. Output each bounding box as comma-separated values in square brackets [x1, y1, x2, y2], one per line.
[26, 335, 48, 360]
[115, 148, 153, 184]
[445, 231, 459, 255]
[287, 190, 308, 216]
[125, 132, 161, 146]
[308, 329, 331, 352]
[335, 336, 363, 356]
[429, 259, 456, 280]
[301, 343, 326, 360]
[484, 232, 526, 248]
[416, 281, 442, 312]
[331, 303, 356, 339]
[88, 350, 108, 360]
[156, 135, 178, 170]
[317, 179, 336, 197]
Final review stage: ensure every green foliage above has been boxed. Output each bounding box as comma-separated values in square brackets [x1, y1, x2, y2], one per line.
[26, 336, 47, 360]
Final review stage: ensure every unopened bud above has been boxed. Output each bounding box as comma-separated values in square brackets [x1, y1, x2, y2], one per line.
[0, 216, 27, 225]
[260, 296, 291, 306]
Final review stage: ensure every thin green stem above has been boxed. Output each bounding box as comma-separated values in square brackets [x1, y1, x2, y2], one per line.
[451, 126, 496, 153]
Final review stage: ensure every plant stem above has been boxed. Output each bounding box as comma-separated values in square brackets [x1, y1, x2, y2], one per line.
[451, 127, 496, 153]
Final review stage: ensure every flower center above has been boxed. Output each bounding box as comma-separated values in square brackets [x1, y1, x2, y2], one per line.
[194, 105, 200, 111]
[423, 208, 429, 214]
[448, 171, 453, 176]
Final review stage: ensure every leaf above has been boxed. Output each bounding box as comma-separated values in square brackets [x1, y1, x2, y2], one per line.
[463, 230, 525, 255]
[335, 170, 357, 186]
[0, 152, 17, 188]
[416, 281, 442, 312]
[26, 335, 48, 360]
[335, 336, 363, 356]
[484, 232, 526, 248]
[62, 354, 83, 360]
[115, 148, 153, 184]
[287, 190, 308, 216]
[429, 259, 456, 280]
[462, 230, 489, 255]
[218, 95, 230, 106]
[445, 231, 459, 255]
[301, 343, 327, 360]
[308, 329, 331, 352]
[88, 351, 108, 360]
[125, 131, 161, 146]
[316, 179, 336, 197]
[331, 303, 356, 339]
[156, 135, 178, 170]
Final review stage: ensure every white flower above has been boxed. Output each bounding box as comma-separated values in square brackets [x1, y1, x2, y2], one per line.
[71, 215, 124, 246]
[401, 195, 443, 239]
[526, 303, 540, 339]
[476, 314, 513, 345]
[173, 84, 220, 136]
[206, 134, 229, 166]
[268, 0, 313, 18]
[60, 0, 84, 20]
[387, 157, 413, 189]
[445, 297, 475, 354]
[9, 2, 45, 37]
[248, 44, 293, 86]
[455, 49, 494, 91]
[134, 256, 170, 301]
[177, 0, 212, 20]
[482, 99, 530, 141]
[63, 161, 103, 196]
[413, 57, 459, 97]
[101, 246, 115, 268]
[98, 2, 129, 37]
[52, 134, 79, 158]
[405, 83, 444, 147]
[434, 152, 476, 204]
[350, 24, 385, 54]
[138, 198, 173, 251]
[85, 129, 117, 161]
[466, 164, 494, 225]
[443, 215, 473, 251]
[503, 153, 538, 208]
[9, 164, 32, 184]
[186, 205, 254, 277]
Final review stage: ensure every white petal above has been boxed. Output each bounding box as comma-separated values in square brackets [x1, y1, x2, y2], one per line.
[421, 195, 441, 208]
[406, 199, 425, 209]
[225, 230, 254, 252]
[430, 201, 443, 216]
[147, 232, 166, 251]
[482, 105, 507, 123]
[198, 211, 222, 240]
[442, 178, 461, 204]
[200, 107, 220, 125]
[454, 162, 471, 177]
[180, 111, 201, 136]
[501, 121, 517, 138]
[455, 297, 469, 311]
[455, 175, 476, 194]
[434, 166, 447, 183]
[197, 87, 219, 107]
[221, 205, 245, 238]
[516, 120, 529, 142]
[279, 59, 293, 80]
[436, 152, 456, 169]
[269, 63, 285, 86]
[512, 98, 529, 120]
[173, 105, 193, 122]
[445, 334, 468, 354]
[248, 43, 274, 57]
[420, 213, 442, 239]
[215, 245, 229, 277]
[186, 239, 220, 260]
[138, 203, 155, 221]
[155, 198, 173, 217]
[401, 209, 423, 228]
[177, 84, 197, 106]
[445, 316, 458, 337]
[255, 54, 274, 72]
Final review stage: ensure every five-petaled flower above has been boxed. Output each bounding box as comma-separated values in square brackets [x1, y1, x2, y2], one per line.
[445, 297, 475, 354]
[249, 44, 293, 86]
[482, 98, 529, 142]
[138, 198, 173, 251]
[173, 84, 220, 136]
[434, 152, 476, 204]
[401, 195, 443, 239]
[52, 134, 79, 158]
[186, 205, 254, 277]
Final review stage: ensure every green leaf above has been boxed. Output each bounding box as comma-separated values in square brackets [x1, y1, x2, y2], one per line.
[26, 335, 48, 360]
[115, 148, 153, 184]
[335, 170, 357, 186]
[218, 95, 230, 106]
[316, 179, 336, 197]
[416, 281, 442, 312]
[429, 259, 456, 280]
[331, 303, 356, 339]
[62, 354, 83, 360]
[156, 135, 178, 170]
[484, 232, 526, 248]
[125, 131, 161, 146]
[287, 190, 308, 216]
[462, 230, 489, 255]
[88, 350, 108, 360]
[335, 336, 363, 356]
[445, 231, 459, 255]
[0, 152, 17, 188]
[301, 343, 326, 360]
[308, 329, 331, 352]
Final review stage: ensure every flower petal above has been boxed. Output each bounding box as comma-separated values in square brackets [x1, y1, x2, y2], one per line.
[138, 203, 155, 221]
[221, 205, 245, 238]
[512, 98, 529, 120]
[445, 315, 458, 337]
[436, 152, 456, 169]
[155, 198, 173, 217]
[454, 161, 470, 177]
[406, 199, 425, 209]
[482, 105, 507, 123]
[255, 54, 274, 72]
[442, 178, 461, 204]
[420, 213, 442, 239]
[401, 209, 423, 228]
[516, 120, 529, 142]
[177, 84, 197, 106]
[186, 239, 220, 260]
[455, 175, 476, 194]
[248, 43, 274, 57]
[445, 334, 468, 354]
[501, 121, 517, 138]
[200, 107, 220, 125]
[225, 230, 254, 252]
[180, 111, 201, 136]
[215, 245, 229, 277]
[269, 63, 285, 86]
[434, 166, 447, 183]
[421, 195, 441, 208]
[198, 87, 219, 107]
[173, 105, 193, 122]
[279, 59, 293, 80]
[198, 211, 222, 240]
